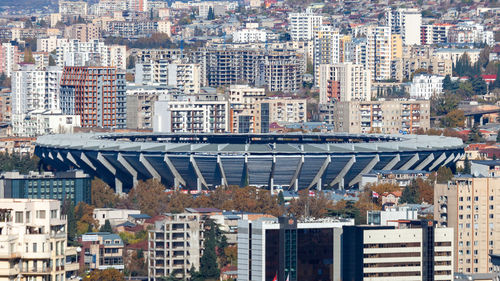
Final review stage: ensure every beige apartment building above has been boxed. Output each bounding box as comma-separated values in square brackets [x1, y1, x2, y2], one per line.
[319, 62, 371, 104]
[148, 213, 204, 280]
[435, 177, 500, 274]
[0, 199, 78, 281]
[332, 99, 430, 134]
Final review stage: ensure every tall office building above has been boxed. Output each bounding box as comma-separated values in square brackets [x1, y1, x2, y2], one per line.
[386, 8, 422, 46]
[148, 213, 203, 280]
[313, 26, 340, 85]
[288, 12, 323, 41]
[60, 66, 126, 128]
[435, 177, 500, 274]
[11, 65, 63, 115]
[0, 199, 79, 281]
[318, 62, 371, 104]
[342, 220, 454, 281]
[237, 216, 354, 281]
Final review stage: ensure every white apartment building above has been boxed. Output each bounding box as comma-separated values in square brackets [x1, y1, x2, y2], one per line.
[11, 65, 63, 115]
[319, 62, 371, 104]
[59, 0, 88, 15]
[386, 8, 422, 45]
[421, 24, 452, 45]
[288, 12, 323, 41]
[55, 39, 126, 69]
[0, 199, 78, 281]
[11, 109, 81, 137]
[136, 61, 201, 94]
[448, 21, 495, 46]
[367, 206, 419, 226]
[313, 25, 340, 85]
[153, 94, 229, 133]
[148, 213, 204, 280]
[410, 74, 444, 100]
[366, 26, 392, 81]
[232, 29, 267, 43]
[126, 85, 172, 130]
[37, 37, 68, 53]
[0, 42, 19, 77]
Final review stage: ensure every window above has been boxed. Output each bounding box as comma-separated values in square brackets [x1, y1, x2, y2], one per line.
[36, 210, 46, 219]
[33, 243, 37, 253]
[51, 210, 57, 219]
[15, 212, 23, 223]
[26, 211, 30, 223]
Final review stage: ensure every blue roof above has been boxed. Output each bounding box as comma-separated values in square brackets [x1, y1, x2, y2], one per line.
[369, 170, 430, 175]
[116, 221, 136, 227]
[472, 160, 500, 166]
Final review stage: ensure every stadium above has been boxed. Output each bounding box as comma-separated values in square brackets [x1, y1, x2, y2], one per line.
[35, 133, 464, 193]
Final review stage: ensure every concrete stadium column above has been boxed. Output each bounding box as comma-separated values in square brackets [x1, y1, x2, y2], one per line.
[399, 153, 419, 170]
[164, 155, 186, 188]
[289, 156, 304, 192]
[139, 154, 160, 180]
[415, 153, 435, 171]
[117, 153, 138, 187]
[480, 116, 484, 126]
[349, 155, 379, 189]
[330, 156, 355, 190]
[382, 154, 400, 170]
[429, 152, 448, 171]
[217, 155, 228, 186]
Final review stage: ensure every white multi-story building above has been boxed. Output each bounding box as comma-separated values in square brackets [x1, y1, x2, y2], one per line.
[37, 36, 69, 53]
[233, 29, 267, 43]
[409, 74, 444, 100]
[148, 213, 204, 280]
[319, 62, 371, 104]
[386, 8, 422, 45]
[59, 0, 88, 15]
[55, 39, 126, 69]
[0, 42, 19, 77]
[11, 65, 63, 115]
[11, 109, 81, 137]
[420, 24, 453, 45]
[288, 12, 323, 41]
[136, 61, 201, 94]
[313, 25, 340, 85]
[367, 206, 419, 226]
[0, 199, 79, 281]
[366, 26, 393, 81]
[448, 21, 495, 46]
[153, 94, 229, 133]
[93, 208, 141, 227]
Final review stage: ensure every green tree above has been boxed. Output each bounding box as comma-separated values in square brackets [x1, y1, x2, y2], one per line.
[277, 191, 285, 205]
[200, 220, 220, 280]
[23, 48, 35, 64]
[99, 219, 113, 233]
[127, 55, 135, 69]
[48, 55, 56, 66]
[497, 130, 500, 143]
[399, 185, 419, 204]
[471, 76, 487, 95]
[207, 7, 215, 20]
[463, 156, 471, 174]
[437, 166, 453, 184]
[62, 200, 77, 243]
[468, 124, 483, 143]
[494, 65, 500, 89]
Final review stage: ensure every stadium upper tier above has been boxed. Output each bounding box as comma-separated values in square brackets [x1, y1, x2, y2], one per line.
[35, 133, 464, 193]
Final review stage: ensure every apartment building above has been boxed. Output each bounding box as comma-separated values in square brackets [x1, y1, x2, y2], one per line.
[65, 24, 101, 42]
[11, 109, 81, 137]
[409, 74, 444, 100]
[262, 98, 307, 126]
[105, 20, 171, 39]
[227, 85, 265, 133]
[288, 12, 323, 41]
[386, 8, 422, 46]
[318, 62, 371, 104]
[391, 56, 452, 82]
[55, 39, 126, 69]
[59, 0, 88, 15]
[233, 29, 267, 43]
[153, 94, 229, 133]
[421, 24, 452, 45]
[0, 92, 11, 123]
[366, 26, 393, 81]
[448, 22, 494, 46]
[433, 48, 482, 65]
[0, 170, 91, 205]
[60, 66, 127, 128]
[37, 36, 68, 53]
[126, 85, 173, 130]
[0, 42, 19, 77]
[197, 46, 303, 93]
[133, 49, 183, 64]
[0, 199, 76, 281]
[237, 216, 354, 281]
[435, 177, 500, 274]
[343, 221, 453, 281]
[79, 232, 124, 271]
[11, 65, 63, 115]
[313, 26, 340, 84]
[366, 206, 419, 226]
[332, 99, 430, 134]
[148, 213, 204, 280]
[135, 61, 201, 94]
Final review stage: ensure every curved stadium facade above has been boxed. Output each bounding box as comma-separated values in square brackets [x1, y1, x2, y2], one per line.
[35, 133, 464, 193]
